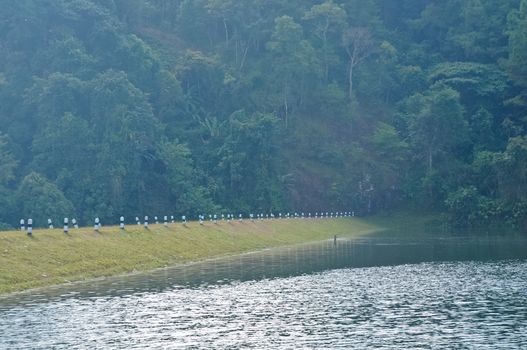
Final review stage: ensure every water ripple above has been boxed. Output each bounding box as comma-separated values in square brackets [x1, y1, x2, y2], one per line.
[1, 260, 526, 349]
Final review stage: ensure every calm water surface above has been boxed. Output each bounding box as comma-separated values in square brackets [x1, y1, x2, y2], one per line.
[1, 225, 527, 349]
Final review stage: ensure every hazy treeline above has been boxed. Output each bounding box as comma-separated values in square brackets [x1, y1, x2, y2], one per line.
[0, 0, 526, 229]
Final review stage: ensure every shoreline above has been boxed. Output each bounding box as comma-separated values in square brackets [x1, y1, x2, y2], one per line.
[1, 228, 382, 301]
[0, 218, 380, 295]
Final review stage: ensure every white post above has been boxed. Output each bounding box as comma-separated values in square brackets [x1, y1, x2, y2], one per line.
[94, 217, 100, 231]
[72, 218, 78, 229]
[144, 216, 149, 229]
[171, 215, 174, 224]
[120, 216, 125, 229]
[164, 215, 168, 227]
[199, 215, 203, 225]
[64, 217, 69, 233]
[154, 216, 158, 224]
[48, 218, 53, 229]
[136, 216, 140, 225]
[214, 214, 217, 223]
[182, 215, 186, 224]
[27, 218, 33, 236]
[20, 219, 25, 231]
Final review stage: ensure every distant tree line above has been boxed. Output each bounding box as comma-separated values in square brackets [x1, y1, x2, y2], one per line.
[0, 0, 526, 230]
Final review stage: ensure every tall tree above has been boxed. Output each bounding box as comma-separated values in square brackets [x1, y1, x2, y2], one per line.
[267, 15, 318, 126]
[400, 84, 468, 203]
[303, 0, 347, 81]
[341, 27, 375, 100]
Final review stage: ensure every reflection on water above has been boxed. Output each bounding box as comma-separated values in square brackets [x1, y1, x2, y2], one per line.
[1, 228, 527, 348]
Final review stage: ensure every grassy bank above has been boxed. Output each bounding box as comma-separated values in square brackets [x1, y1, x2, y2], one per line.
[0, 218, 379, 294]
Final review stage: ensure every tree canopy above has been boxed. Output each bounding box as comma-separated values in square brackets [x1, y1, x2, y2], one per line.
[0, 0, 526, 229]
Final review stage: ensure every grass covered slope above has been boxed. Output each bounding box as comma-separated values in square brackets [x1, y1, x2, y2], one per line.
[0, 218, 378, 294]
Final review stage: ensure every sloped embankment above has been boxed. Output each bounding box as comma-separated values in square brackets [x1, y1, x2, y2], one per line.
[0, 218, 378, 294]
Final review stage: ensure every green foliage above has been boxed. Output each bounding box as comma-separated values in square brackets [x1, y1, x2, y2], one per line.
[405, 85, 468, 172]
[216, 111, 283, 211]
[0, 134, 17, 226]
[158, 140, 216, 215]
[396, 84, 471, 207]
[447, 137, 527, 228]
[445, 186, 498, 227]
[0, 133, 17, 186]
[0, 0, 525, 230]
[303, 0, 347, 80]
[507, 0, 527, 89]
[267, 15, 319, 125]
[428, 62, 508, 101]
[16, 172, 75, 227]
[494, 136, 527, 203]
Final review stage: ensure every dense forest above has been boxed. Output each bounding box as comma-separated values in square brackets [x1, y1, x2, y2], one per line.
[0, 0, 526, 229]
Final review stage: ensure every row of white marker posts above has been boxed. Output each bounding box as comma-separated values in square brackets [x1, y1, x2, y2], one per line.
[63, 217, 97, 233]
[17, 211, 356, 236]
[64, 218, 79, 232]
[20, 219, 32, 236]
[20, 218, 78, 235]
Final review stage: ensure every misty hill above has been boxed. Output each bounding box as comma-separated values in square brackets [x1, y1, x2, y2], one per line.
[0, 0, 526, 229]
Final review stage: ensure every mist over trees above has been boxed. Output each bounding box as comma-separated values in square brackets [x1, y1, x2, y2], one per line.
[0, 0, 526, 229]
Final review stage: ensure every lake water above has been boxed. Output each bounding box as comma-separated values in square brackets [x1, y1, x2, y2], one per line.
[1, 225, 527, 349]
